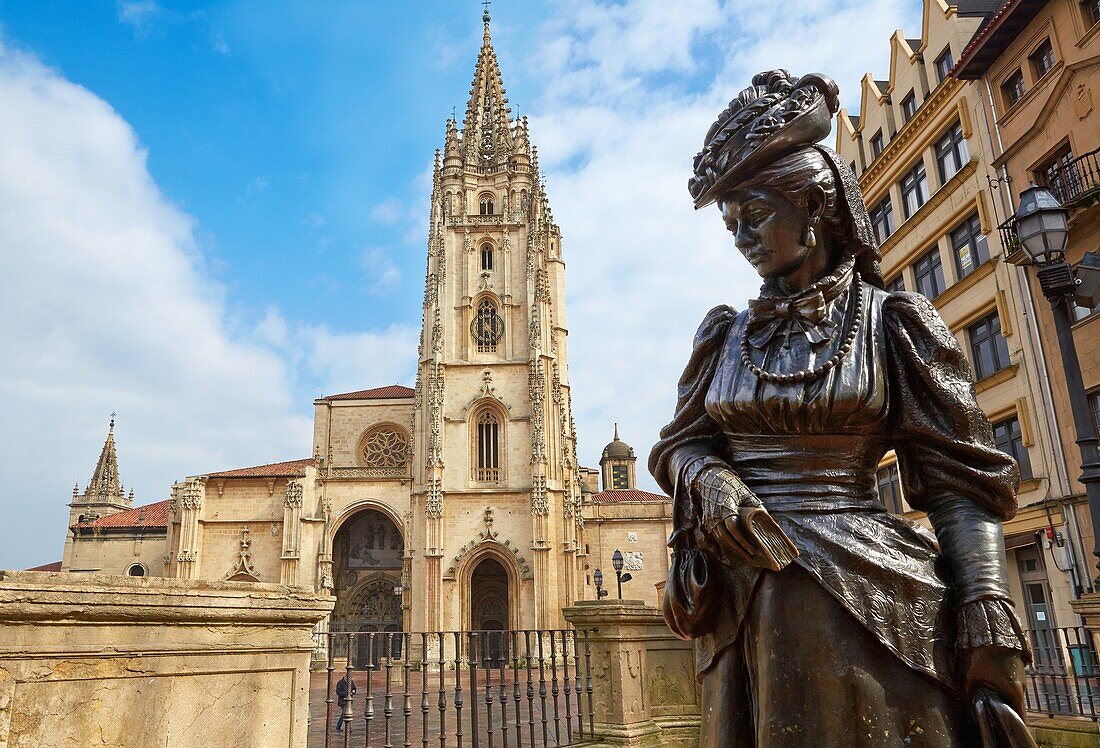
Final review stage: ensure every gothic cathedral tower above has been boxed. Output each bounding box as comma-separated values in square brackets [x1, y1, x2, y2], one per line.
[410, 10, 584, 633]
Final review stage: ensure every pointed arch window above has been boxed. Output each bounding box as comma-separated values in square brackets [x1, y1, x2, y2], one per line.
[479, 194, 494, 216]
[481, 243, 494, 271]
[472, 299, 503, 353]
[476, 410, 501, 482]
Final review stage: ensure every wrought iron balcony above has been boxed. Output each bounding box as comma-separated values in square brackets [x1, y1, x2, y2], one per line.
[1044, 147, 1100, 208]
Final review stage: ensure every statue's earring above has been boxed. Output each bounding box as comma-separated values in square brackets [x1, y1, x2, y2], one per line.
[805, 221, 818, 249]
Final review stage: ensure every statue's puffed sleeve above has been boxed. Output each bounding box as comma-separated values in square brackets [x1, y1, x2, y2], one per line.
[648, 305, 736, 546]
[885, 292, 1028, 655]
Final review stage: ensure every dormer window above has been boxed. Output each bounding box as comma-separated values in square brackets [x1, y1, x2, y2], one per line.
[871, 130, 885, 158]
[481, 243, 494, 271]
[900, 90, 916, 123]
[479, 194, 494, 215]
[935, 47, 953, 84]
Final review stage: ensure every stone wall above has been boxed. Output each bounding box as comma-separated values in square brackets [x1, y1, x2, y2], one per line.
[563, 599, 699, 748]
[0, 570, 332, 748]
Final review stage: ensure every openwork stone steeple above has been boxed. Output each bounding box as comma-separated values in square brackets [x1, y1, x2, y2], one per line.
[462, 10, 515, 167]
[79, 417, 130, 507]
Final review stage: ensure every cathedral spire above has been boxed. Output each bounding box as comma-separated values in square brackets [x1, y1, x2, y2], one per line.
[463, 2, 513, 166]
[82, 415, 126, 505]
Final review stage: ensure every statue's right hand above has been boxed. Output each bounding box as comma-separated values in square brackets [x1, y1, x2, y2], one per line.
[694, 466, 799, 571]
[695, 467, 757, 563]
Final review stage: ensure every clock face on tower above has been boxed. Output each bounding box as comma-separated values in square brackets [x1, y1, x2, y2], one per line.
[472, 301, 505, 352]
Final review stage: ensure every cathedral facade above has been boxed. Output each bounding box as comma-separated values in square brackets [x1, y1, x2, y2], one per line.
[59, 13, 673, 638]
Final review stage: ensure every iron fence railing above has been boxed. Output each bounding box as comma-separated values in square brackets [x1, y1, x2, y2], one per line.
[312, 629, 596, 748]
[1044, 148, 1100, 208]
[1024, 625, 1100, 720]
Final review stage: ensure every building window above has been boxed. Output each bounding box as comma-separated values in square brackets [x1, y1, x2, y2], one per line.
[1002, 69, 1026, 107]
[870, 197, 894, 244]
[127, 564, 146, 577]
[900, 161, 929, 219]
[871, 130, 885, 158]
[473, 300, 503, 353]
[475, 410, 501, 482]
[876, 464, 904, 513]
[1029, 39, 1055, 80]
[1089, 390, 1100, 438]
[481, 243, 494, 271]
[935, 47, 954, 83]
[1087, 0, 1100, 26]
[479, 194, 494, 215]
[611, 465, 630, 490]
[901, 90, 917, 123]
[913, 247, 945, 299]
[1035, 145, 1079, 204]
[849, 161, 858, 178]
[951, 213, 990, 279]
[935, 121, 970, 184]
[885, 275, 905, 292]
[968, 311, 1011, 380]
[992, 416, 1033, 481]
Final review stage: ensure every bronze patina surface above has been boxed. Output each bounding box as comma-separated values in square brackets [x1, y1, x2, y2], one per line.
[651, 70, 1035, 748]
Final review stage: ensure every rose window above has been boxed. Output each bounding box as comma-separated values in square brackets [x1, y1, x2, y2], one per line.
[363, 428, 409, 469]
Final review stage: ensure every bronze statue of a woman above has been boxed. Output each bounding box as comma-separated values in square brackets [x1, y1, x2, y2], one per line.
[650, 71, 1035, 747]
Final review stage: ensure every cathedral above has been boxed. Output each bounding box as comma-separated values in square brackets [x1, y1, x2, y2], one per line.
[58, 11, 673, 637]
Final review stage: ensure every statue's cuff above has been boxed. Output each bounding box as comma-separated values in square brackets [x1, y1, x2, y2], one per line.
[957, 598, 1030, 660]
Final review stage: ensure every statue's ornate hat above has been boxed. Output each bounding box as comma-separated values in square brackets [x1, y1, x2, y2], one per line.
[689, 70, 841, 209]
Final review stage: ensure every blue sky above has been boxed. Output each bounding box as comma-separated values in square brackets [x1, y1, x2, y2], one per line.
[0, 0, 920, 568]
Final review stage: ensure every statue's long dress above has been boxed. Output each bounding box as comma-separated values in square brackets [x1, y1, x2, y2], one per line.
[650, 260, 1026, 748]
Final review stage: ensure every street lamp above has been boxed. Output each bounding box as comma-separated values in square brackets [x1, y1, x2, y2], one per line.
[393, 578, 404, 597]
[593, 568, 608, 599]
[1012, 184, 1100, 584]
[611, 549, 633, 599]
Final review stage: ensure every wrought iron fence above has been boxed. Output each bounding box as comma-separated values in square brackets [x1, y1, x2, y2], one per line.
[1044, 148, 1100, 208]
[1024, 625, 1100, 720]
[312, 629, 596, 748]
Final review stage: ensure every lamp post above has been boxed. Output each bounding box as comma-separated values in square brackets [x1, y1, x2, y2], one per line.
[1012, 184, 1100, 584]
[611, 549, 633, 599]
[593, 568, 608, 599]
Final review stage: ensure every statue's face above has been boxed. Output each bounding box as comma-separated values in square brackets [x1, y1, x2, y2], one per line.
[717, 185, 812, 280]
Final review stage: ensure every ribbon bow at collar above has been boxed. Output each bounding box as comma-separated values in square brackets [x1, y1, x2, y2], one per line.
[746, 291, 836, 349]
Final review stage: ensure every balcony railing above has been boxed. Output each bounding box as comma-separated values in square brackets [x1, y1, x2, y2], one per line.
[1024, 625, 1100, 720]
[312, 629, 596, 748]
[1043, 148, 1100, 208]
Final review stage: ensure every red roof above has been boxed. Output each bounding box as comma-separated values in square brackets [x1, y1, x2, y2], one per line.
[73, 500, 172, 530]
[26, 561, 62, 572]
[589, 489, 670, 504]
[952, 0, 1044, 80]
[321, 385, 414, 401]
[205, 457, 314, 479]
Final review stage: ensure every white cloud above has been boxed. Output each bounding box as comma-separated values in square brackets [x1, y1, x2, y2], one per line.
[301, 211, 326, 228]
[0, 41, 413, 569]
[360, 248, 403, 295]
[529, 0, 920, 487]
[117, 1, 162, 36]
[370, 197, 405, 224]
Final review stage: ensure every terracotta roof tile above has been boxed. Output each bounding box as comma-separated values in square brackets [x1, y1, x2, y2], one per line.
[73, 500, 172, 530]
[589, 489, 670, 504]
[321, 385, 414, 401]
[26, 561, 62, 571]
[205, 458, 314, 479]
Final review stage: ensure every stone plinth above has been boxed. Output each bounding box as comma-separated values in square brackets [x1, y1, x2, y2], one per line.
[563, 599, 699, 748]
[0, 570, 333, 748]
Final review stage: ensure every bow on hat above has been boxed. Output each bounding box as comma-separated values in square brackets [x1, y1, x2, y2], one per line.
[746, 291, 835, 349]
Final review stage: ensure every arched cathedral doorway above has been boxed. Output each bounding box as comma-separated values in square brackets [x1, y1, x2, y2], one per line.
[332, 508, 404, 664]
[470, 556, 509, 664]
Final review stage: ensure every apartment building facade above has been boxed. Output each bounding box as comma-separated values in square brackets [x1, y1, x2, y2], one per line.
[836, 0, 1089, 634]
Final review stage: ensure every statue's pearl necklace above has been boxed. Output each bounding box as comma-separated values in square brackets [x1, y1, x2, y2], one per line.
[740, 272, 863, 385]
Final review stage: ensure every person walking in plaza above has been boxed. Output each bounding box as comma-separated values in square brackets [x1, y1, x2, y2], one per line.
[335, 673, 357, 732]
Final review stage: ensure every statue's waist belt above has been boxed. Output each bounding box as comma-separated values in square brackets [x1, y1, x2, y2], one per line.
[724, 433, 885, 511]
